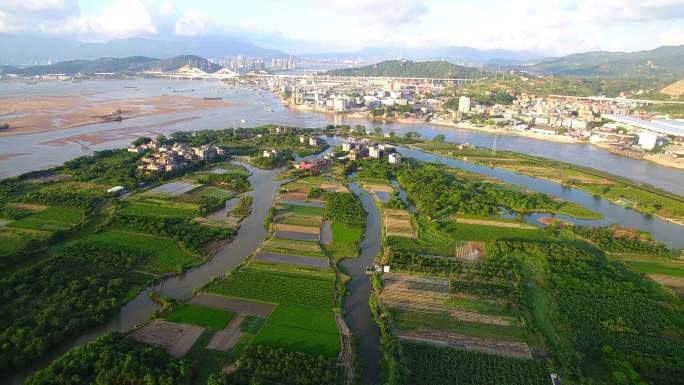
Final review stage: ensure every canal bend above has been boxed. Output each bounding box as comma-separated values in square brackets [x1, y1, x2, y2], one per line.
[341, 182, 383, 384]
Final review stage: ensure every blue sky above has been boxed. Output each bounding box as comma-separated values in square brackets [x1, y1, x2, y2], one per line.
[1, 0, 683, 55]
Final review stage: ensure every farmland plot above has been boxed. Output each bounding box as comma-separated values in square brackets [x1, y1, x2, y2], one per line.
[207, 269, 334, 310]
[262, 238, 324, 257]
[384, 208, 414, 238]
[129, 319, 204, 358]
[252, 305, 341, 358]
[402, 342, 548, 385]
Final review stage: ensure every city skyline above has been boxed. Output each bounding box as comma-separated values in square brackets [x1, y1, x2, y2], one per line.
[0, 0, 683, 56]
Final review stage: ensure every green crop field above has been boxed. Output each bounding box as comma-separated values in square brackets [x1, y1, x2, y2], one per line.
[331, 223, 362, 244]
[207, 269, 334, 310]
[84, 230, 173, 254]
[263, 238, 324, 257]
[162, 304, 235, 330]
[252, 320, 340, 358]
[393, 309, 525, 341]
[279, 204, 324, 217]
[8, 206, 85, 231]
[240, 315, 266, 334]
[625, 260, 684, 278]
[136, 243, 200, 275]
[323, 242, 359, 259]
[266, 305, 339, 334]
[439, 222, 550, 242]
[249, 261, 335, 280]
[119, 201, 196, 219]
[34, 207, 84, 224]
[403, 342, 548, 385]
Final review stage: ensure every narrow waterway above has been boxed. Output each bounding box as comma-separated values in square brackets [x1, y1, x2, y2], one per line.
[9, 163, 284, 385]
[397, 147, 684, 249]
[341, 182, 383, 385]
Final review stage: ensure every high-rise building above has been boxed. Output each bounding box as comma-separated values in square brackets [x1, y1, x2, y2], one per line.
[458, 96, 471, 114]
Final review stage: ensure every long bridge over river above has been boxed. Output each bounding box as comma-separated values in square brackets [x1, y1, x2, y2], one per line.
[143, 69, 484, 86]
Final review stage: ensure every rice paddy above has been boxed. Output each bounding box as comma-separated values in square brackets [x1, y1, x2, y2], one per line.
[162, 304, 235, 330]
[252, 305, 341, 358]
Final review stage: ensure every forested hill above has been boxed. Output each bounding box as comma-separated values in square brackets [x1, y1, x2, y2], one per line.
[0, 55, 223, 76]
[327, 60, 484, 78]
[527, 45, 684, 79]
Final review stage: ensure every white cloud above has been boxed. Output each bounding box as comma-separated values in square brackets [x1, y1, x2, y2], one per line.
[175, 11, 215, 36]
[321, 0, 428, 25]
[0, 0, 79, 20]
[658, 28, 684, 46]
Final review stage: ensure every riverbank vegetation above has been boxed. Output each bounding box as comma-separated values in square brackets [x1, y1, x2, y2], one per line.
[25, 333, 190, 385]
[415, 141, 684, 224]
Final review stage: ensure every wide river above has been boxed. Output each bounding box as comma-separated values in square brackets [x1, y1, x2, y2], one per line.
[2, 79, 684, 197]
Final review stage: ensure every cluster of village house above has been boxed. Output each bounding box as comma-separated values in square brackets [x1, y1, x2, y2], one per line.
[343, 140, 402, 164]
[293, 139, 401, 175]
[128, 141, 225, 173]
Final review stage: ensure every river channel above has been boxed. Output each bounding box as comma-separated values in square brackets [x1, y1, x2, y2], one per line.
[340, 182, 383, 385]
[2, 79, 684, 197]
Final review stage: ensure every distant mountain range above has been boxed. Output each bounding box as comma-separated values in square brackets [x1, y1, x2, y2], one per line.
[303, 46, 542, 66]
[327, 60, 485, 79]
[0, 55, 223, 76]
[525, 45, 684, 79]
[0, 34, 288, 66]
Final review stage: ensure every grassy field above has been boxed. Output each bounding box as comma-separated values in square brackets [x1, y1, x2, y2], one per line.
[624, 260, 684, 278]
[331, 223, 363, 244]
[162, 304, 235, 330]
[179, 186, 235, 203]
[323, 242, 359, 259]
[439, 222, 550, 242]
[252, 305, 340, 358]
[386, 236, 456, 256]
[0, 228, 50, 257]
[119, 201, 197, 219]
[393, 309, 526, 341]
[8, 206, 85, 231]
[210, 163, 251, 176]
[84, 230, 173, 254]
[279, 204, 324, 217]
[207, 269, 334, 310]
[262, 238, 325, 257]
[136, 243, 200, 275]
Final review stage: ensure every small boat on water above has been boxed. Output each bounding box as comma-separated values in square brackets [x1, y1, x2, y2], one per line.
[203, 97, 222, 100]
[123, 86, 137, 89]
[25, 82, 37, 85]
